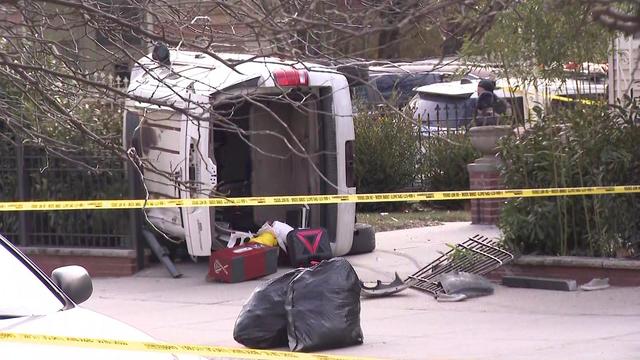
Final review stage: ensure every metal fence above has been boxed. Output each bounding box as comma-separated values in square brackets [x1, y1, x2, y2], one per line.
[0, 138, 134, 250]
[414, 85, 608, 138]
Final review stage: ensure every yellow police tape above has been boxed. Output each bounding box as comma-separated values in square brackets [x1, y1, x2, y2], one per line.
[0, 332, 374, 360]
[1, 185, 640, 212]
[503, 86, 603, 106]
[549, 95, 602, 105]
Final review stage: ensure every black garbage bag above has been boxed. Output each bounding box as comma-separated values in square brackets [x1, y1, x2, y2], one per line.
[286, 258, 363, 352]
[233, 269, 301, 349]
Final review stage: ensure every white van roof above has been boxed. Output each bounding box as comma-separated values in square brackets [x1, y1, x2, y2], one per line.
[414, 80, 478, 97]
[414, 79, 514, 98]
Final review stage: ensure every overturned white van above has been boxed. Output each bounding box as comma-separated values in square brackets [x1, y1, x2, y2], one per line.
[123, 46, 374, 257]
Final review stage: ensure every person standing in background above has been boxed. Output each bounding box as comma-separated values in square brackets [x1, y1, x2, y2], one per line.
[475, 79, 508, 126]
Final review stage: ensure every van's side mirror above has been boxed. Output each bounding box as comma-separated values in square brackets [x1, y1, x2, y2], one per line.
[51, 266, 93, 304]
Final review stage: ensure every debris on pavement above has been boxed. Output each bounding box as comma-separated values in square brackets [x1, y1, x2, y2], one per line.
[286, 227, 333, 267]
[360, 272, 410, 298]
[251, 231, 278, 247]
[580, 277, 610, 291]
[224, 231, 253, 248]
[502, 275, 578, 291]
[435, 272, 494, 301]
[435, 293, 468, 302]
[207, 243, 278, 283]
[215, 222, 253, 248]
[405, 234, 514, 297]
[251, 221, 293, 249]
[271, 221, 294, 253]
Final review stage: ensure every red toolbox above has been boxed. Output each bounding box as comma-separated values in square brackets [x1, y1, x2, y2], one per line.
[207, 243, 279, 283]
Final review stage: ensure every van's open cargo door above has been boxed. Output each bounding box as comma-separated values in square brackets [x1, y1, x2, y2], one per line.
[178, 76, 260, 256]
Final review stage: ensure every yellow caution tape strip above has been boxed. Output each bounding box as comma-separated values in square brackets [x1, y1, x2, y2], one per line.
[1, 185, 640, 212]
[549, 95, 602, 105]
[503, 86, 603, 105]
[0, 332, 373, 360]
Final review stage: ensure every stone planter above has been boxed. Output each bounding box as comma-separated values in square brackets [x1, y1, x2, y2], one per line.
[468, 125, 513, 163]
[467, 125, 512, 225]
[488, 255, 640, 287]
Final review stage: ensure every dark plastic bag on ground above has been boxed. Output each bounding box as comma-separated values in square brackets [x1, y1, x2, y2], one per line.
[233, 269, 301, 348]
[286, 258, 363, 352]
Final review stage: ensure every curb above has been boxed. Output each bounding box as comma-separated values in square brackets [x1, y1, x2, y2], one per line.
[489, 255, 640, 287]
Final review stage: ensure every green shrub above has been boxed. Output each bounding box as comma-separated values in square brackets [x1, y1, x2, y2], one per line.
[354, 108, 419, 211]
[499, 99, 640, 257]
[419, 132, 479, 209]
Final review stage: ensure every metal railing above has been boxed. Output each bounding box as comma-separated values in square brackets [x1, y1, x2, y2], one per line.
[415, 86, 608, 135]
[0, 138, 134, 250]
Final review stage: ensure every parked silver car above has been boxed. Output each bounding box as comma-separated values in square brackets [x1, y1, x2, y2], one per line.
[0, 233, 202, 360]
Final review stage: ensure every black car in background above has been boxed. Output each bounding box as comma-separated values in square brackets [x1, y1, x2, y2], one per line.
[357, 72, 447, 107]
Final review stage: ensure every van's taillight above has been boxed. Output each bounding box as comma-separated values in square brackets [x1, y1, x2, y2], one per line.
[273, 68, 309, 87]
[345, 140, 355, 188]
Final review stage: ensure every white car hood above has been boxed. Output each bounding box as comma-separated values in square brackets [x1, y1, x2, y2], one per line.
[0, 307, 194, 360]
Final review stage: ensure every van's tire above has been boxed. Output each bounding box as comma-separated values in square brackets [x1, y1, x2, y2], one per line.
[348, 223, 376, 255]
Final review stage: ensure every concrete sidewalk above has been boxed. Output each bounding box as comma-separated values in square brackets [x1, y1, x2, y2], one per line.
[84, 223, 640, 360]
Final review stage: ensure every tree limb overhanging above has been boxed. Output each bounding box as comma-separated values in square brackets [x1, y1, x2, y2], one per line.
[0, 0, 635, 191]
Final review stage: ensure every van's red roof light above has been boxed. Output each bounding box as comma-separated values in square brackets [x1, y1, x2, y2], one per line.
[273, 68, 309, 87]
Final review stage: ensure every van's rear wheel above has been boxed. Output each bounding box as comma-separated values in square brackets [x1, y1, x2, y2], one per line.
[348, 223, 376, 255]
